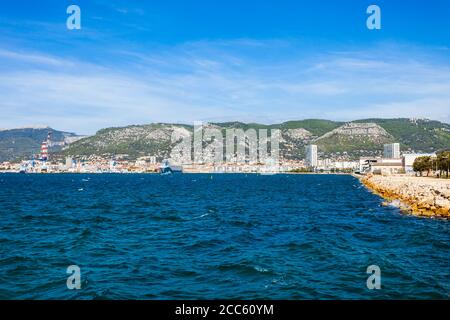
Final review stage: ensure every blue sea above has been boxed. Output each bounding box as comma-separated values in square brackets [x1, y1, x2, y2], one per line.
[0, 173, 448, 299]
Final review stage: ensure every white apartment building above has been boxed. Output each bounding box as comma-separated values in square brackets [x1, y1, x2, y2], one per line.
[305, 144, 318, 167]
[403, 153, 436, 173]
[383, 143, 400, 159]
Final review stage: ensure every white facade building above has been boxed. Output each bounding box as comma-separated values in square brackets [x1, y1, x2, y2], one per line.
[305, 144, 318, 168]
[333, 161, 359, 171]
[65, 157, 73, 170]
[359, 157, 404, 175]
[383, 143, 400, 159]
[403, 153, 436, 173]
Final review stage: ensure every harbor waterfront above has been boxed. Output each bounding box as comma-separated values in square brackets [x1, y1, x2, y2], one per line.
[0, 173, 448, 299]
[360, 174, 450, 218]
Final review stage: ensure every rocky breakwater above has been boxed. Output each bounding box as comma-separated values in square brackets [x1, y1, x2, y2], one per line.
[361, 174, 450, 218]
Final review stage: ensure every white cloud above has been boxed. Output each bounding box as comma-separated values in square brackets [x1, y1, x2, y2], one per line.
[0, 49, 68, 67]
[0, 41, 449, 134]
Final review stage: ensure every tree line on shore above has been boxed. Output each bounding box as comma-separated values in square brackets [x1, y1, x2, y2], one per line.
[413, 150, 450, 177]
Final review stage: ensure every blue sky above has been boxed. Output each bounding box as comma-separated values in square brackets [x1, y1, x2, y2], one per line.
[0, 0, 450, 134]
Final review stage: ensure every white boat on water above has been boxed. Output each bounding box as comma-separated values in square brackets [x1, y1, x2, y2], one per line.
[159, 159, 183, 174]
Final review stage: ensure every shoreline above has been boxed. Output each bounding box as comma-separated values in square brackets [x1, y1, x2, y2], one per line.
[0, 171, 352, 175]
[357, 174, 450, 218]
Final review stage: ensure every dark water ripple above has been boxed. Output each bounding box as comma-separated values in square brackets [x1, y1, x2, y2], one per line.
[0, 173, 448, 299]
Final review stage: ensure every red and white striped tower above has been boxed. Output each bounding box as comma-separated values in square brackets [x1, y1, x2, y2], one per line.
[40, 141, 48, 161]
[40, 132, 52, 161]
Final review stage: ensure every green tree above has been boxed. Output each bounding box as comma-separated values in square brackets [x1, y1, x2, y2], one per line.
[413, 156, 432, 176]
[437, 150, 450, 178]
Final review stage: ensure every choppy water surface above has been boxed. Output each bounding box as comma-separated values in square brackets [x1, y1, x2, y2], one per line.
[0, 174, 448, 299]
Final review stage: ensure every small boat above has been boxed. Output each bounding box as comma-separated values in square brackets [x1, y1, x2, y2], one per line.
[19, 163, 27, 174]
[159, 159, 183, 175]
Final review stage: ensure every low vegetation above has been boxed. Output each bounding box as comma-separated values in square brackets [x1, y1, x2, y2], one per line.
[413, 150, 450, 178]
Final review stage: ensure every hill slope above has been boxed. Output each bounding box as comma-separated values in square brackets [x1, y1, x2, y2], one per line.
[60, 118, 450, 161]
[1, 119, 448, 162]
[0, 127, 83, 162]
[64, 124, 192, 160]
[354, 118, 450, 153]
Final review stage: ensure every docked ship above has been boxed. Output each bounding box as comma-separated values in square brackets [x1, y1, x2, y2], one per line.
[19, 163, 27, 174]
[159, 159, 183, 174]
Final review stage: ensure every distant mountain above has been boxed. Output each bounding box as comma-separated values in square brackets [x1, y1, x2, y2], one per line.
[1, 119, 447, 162]
[313, 122, 394, 158]
[353, 118, 450, 153]
[63, 124, 192, 160]
[59, 118, 450, 161]
[0, 127, 84, 162]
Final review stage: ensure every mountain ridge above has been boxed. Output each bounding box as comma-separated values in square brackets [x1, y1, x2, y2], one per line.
[64, 118, 450, 161]
[1, 118, 449, 162]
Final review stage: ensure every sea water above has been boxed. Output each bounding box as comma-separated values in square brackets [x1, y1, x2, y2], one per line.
[0, 174, 448, 299]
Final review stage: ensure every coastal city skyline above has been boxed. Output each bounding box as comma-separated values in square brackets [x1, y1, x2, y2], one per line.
[0, 121, 446, 176]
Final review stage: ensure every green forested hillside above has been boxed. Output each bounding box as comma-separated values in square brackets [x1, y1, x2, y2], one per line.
[1, 118, 448, 161]
[0, 128, 80, 162]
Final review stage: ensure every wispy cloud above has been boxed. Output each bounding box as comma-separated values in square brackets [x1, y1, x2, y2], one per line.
[0, 40, 449, 134]
[114, 7, 145, 16]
